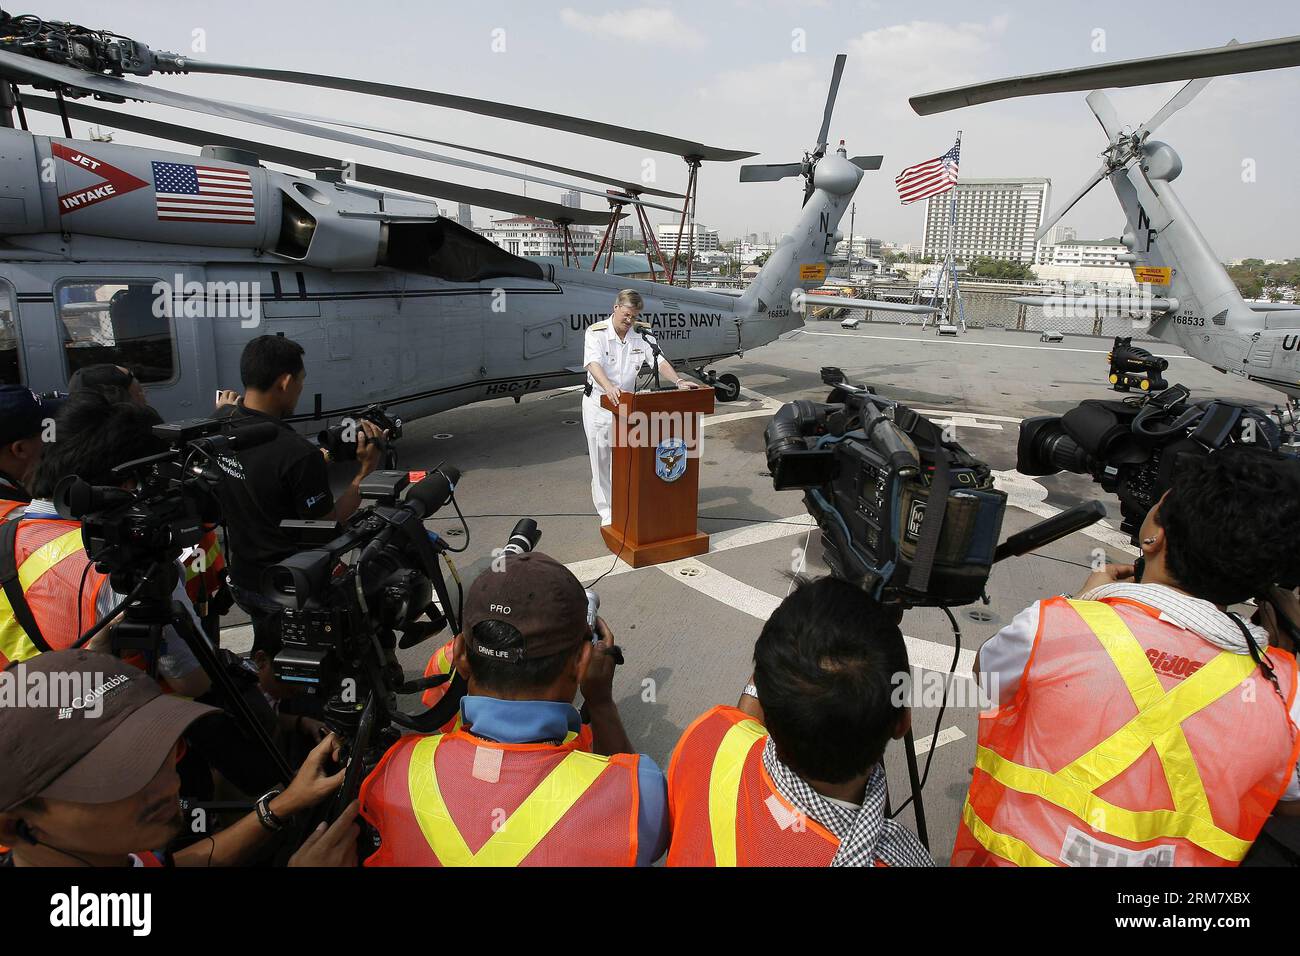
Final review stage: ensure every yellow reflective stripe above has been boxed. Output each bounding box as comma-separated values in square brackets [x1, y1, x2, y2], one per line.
[976, 746, 1250, 860]
[0, 529, 85, 663]
[1063, 644, 1254, 815]
[1064, 600, 1210, 815]
[973, 600, 1260, 862]
[435, 644, 451, 673]
[962, 799, 1057, 867]
[183, 539, 222, 581]
[406, 734, 611, 866]
[707, 718, 766, 867]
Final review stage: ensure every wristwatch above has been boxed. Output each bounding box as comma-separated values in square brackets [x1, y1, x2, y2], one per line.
[255, 788, 286, 833]
[742, 682, 759, 701]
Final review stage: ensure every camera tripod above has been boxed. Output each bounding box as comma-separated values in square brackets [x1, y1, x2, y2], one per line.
[77, 557, 294, 786]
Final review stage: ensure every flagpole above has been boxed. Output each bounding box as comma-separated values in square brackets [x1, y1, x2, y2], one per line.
[948, 131, 965, 332]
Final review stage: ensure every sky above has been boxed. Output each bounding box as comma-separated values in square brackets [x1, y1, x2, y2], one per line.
[19, 0, 1300, 259]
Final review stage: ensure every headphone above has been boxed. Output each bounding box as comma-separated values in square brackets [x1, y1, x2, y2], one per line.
[14, 819, 97, 867]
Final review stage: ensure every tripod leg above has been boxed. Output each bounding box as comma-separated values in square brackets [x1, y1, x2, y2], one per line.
[170, 602, 295, 783]
[902, 727, 930, 851]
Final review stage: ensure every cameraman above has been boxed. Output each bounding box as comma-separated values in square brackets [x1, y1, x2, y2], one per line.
[957, 444, 1300, 867]
[0, 385, 63, 520]
[216, 335, 384, 656]
[0, 649, 358, 867]
[66, 364, 231, 641]
[0, 392, 208, 697]
[359, 551, 669, 866]
[666, 575, 933, 867]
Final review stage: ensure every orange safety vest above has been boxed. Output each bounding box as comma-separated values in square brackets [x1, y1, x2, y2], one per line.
[0, 498, 24, 522]
[182, 527, 226, 604]
[953, 597, 1300, 867]
[0, 517, 108, 668]
[417, 639, 596, 749]
[358, 728, 641, 866]
[666, 705, 849, 867]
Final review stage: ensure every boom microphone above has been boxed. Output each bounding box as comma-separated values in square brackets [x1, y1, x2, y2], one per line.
[993, 501, 1107, 563]
[197, 420, 282, 453]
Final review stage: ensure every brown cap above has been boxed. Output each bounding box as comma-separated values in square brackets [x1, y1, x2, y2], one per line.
[0, 650, 218, 811]
[461, 551, 588, 662]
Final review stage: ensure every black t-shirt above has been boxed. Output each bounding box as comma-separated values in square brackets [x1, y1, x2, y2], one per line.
[214, 403, 334, 591]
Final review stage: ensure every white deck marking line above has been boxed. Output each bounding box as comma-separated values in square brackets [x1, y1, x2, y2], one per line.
[797, 329, 1193, 359]
[913, 726, 967, 756]
[658, 557, 975, 677]
[563, 514, 816, 584]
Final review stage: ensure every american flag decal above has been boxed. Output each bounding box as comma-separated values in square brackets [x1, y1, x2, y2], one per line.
[895, 141, 961, 206]
[152, 161, 255, 224]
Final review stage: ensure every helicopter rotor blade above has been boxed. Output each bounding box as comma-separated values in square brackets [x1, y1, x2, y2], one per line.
[1125, 160, 1175, 232]
[1085, 90, 1122, 142]
[815, 54, 847, 149]
[1035, 163, 1109, 240]
[19, 94, 616, 226]
[1140, 72, 1218, 138]
[909, 34, 1300, 115]
[163, 58, 756, 161]
[241, 104, 686, 200]
[739, 162, 803, 183]
[0, 51, 674, 211]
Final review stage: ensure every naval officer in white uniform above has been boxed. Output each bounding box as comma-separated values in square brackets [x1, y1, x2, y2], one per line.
[582, 289, 703, 525]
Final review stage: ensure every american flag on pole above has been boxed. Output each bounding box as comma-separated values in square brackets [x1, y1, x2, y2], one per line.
[894, 141, 960, 205]
[152, 161, 255, 223]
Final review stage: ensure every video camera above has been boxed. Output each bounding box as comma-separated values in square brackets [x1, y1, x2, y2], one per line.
[56, 414, 296, 784]
[317, 403, 403, 464]
[764, 368, 1008, 607]
[1017, 383, 1286, 542]
[56, 415, 278, 584]
[266, 468, 459, 737]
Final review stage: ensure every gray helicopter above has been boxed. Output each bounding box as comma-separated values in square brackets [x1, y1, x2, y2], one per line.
[0, 16, 931, 429]
[912, 35, 1300, 401]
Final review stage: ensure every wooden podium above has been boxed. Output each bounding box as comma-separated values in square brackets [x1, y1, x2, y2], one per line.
[600, 387, 715, 567]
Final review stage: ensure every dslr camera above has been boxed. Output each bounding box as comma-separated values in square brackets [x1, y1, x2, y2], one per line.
[764, 368, 1007, 607]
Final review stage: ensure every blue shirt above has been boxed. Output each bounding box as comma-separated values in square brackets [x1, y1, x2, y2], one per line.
[459, 695, 669, 866]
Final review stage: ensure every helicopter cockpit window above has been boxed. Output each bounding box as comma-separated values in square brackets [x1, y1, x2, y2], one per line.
[56, 280, 176, 384]
[0, 283, 20, 385]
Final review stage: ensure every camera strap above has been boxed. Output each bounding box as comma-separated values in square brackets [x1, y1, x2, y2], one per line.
[0, 519, 52, 653]
[906, 442, 950, 595]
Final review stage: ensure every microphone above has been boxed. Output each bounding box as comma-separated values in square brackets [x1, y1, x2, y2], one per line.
[634, 322, 664, 390]
[355, 467, 460, 567]
[993, 501, 1107, 564]
[403, 467, 460, 520]
[196, 420, 281, 453]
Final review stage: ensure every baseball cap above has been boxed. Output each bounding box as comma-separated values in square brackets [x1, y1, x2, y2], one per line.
[0, 384, 65, 446]
[461, 551, 588, 662]
[0, 650, 218, 811]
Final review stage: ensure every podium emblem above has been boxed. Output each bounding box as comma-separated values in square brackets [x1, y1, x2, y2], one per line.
[655, 438, 688, 483]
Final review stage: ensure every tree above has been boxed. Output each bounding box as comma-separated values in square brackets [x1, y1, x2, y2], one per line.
[754, 252, 771, 268]
[966, 256, 1036, 281]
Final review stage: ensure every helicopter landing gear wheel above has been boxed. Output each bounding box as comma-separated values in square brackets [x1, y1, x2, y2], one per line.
[713, 373, 741, 403]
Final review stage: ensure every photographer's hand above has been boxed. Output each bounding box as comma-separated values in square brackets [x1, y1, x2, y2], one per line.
[288, 800, 360, 868]
[272, 732, 346, 817]
[215, 389, 240, 410]
[1080, 562, 1136, 595]
[582, 617, 634, 757]
[173, 734, 345, 867]
[355, 418, 386, 477]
